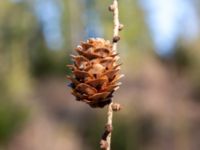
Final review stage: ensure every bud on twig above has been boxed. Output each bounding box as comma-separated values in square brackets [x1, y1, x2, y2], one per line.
[108, 4, 115, 12]
[105, 124, 113, 133]
[118, 24, 124, 31]
[112, 103, 121, 111]
[100, 140, 108, 149]
[113, 36, 120, 43]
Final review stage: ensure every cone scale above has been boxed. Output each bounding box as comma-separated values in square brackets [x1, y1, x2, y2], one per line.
[67, 38, 122, 108]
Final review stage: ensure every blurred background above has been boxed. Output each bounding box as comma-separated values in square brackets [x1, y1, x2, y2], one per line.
[0, 0, 200, 149]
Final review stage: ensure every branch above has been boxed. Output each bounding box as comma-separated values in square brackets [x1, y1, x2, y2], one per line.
[100, 1, 123, 150]
[106, 102, 113, 150]
[112, 0, 120, 53]
[100, 102, 121, 150]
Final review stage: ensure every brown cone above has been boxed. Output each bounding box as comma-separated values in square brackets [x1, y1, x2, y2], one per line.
[67, 38, 123, 108]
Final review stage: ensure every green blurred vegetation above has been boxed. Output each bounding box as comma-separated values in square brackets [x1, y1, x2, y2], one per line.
[0, 98, 27, 144]
[0, 2, 31, 145]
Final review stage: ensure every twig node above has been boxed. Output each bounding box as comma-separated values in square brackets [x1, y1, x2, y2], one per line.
[111, 103, 121, 111]
[112, 36, 120, 43]
[108, 4, 115, 12]
[119, 24, 124, 31]
[105, 124, 113, 132]
[100, 140, 108, 149]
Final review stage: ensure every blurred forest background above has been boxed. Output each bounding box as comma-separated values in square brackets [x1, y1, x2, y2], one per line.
[0, 0, 200, 150]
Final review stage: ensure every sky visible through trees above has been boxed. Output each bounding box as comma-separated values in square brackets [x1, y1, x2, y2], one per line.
[11, 0, 200, 57]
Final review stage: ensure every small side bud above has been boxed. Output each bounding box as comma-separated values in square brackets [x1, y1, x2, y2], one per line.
[108, 4, 115, 12]
[112, 103, 121, 111]
[105, 124, 113, 133]
[119, 24, 124, 31]
[100, 140, 108, 149]
[113, 36, 120, 43]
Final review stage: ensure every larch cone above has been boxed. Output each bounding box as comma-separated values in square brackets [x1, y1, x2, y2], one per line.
[67, 38, 123, 108]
